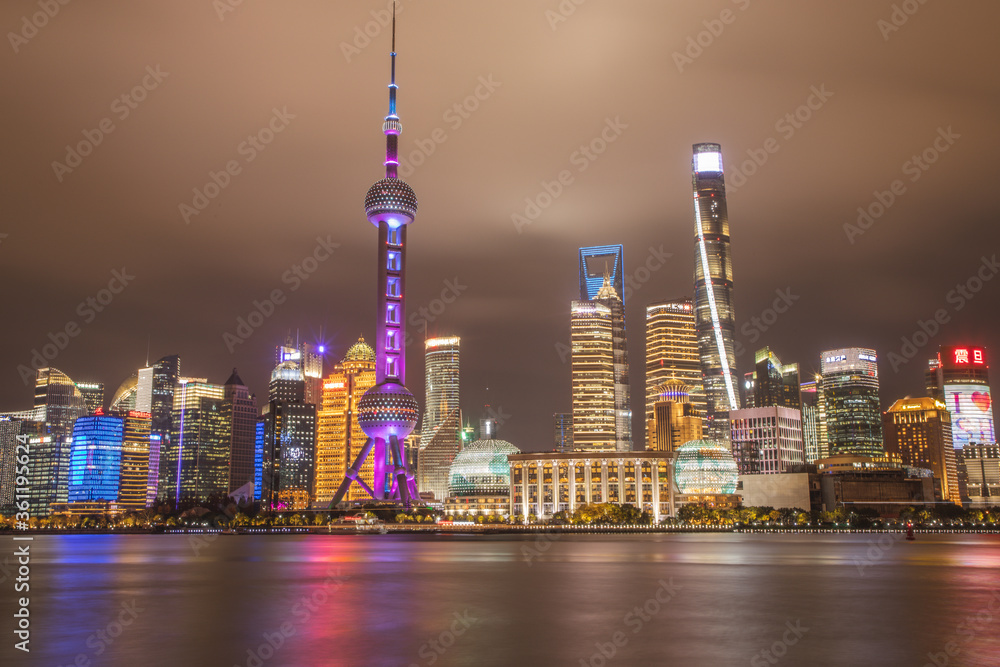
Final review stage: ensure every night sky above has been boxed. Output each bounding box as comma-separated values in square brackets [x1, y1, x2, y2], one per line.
[3, 1, 998, 451]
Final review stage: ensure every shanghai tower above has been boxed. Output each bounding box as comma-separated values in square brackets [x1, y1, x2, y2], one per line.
[330, 7, 420, 507]
[692, 143, 740, 443]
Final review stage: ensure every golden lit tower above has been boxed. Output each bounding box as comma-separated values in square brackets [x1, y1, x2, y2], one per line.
[883, 397, 960, 505]
[645, 299, 706, 431]
[571, 285, 617, 452]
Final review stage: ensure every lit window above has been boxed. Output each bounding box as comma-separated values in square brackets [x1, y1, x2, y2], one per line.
[387, 229, 401, 246]
[387, 252, 401, 272]
[386, 356, 398, 377]
[386, 303, 399, 324]
[387, 277, 400, 297]
[386, 330, 398, 351]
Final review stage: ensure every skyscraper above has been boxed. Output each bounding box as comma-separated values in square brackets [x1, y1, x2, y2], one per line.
[163, 379, 228, 504]
[570, 297, 616, 451]
[961, 443, 999, 506]
[820, 348, 883, 457]
[118, 410, 151, 510]
[647, 380, 703, 453]
[29, 368, 87, 515]
[76, 382, 105, 415]
[67, 413, 124, 504]
[418, 337, 461, 499]
[883, 397, 960, 504]
[262, 356, 316, 510]
[275, 335, 324, 407]
[800, 378, 827, 463]
[746, 347, 801, 409]
[151, 354, 179, 497]
[691, 143, 740, 442]
[223, 368, 257, 494]
[580, 247, 632, 450]
[553, 413, 573, 452]
[645, 299, 706, 428]
[729, 406, 804, 475]
[330, 11, 421, 507]
[315, 338, 377, 505]
[927, 345, 994, 449]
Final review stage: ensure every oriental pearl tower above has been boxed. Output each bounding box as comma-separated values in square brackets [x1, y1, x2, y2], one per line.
[330, 7, 420, 508]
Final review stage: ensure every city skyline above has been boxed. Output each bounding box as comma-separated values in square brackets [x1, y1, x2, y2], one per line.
[3, 2, 999, 452]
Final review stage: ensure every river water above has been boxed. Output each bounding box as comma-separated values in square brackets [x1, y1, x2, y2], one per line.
[5, 533, 1000, 666]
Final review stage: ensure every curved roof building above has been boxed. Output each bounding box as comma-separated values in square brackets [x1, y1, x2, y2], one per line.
[675, 439, 738, 495]
[448, 438, 521, 497]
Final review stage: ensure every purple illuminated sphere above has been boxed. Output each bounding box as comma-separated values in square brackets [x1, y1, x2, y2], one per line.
[357, 381, 419, 440]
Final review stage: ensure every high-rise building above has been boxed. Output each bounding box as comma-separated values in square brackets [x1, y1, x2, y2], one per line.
[962, 442, 999, 506]
[647, 380, 703, 453]
[417, 337, 461, 499]
[162, 379, 228, 504]
[570, 297, 616, 451]
[0, 416, 44, 511]
[275, 335, 325, 407]
[262, 356, 316, 510]
[253, 420, 265, 502]
[76, 382, 105, 415]
[146, 433, 162, 507]
[117, 410, 151, 510]
[28, 368, 88, 515]
[35, 367, 87, 439]
[882, 397, 960, 504]
[553, 413, 573, 452]
[927, 345, 994, 449]
[151, 354, 180, 496]
[67, 414, 124, 503]
[26, 433, 63, 516]
[579, 248, 632, 451]
[109, 375, 138, 413]
[820, 348, 883, 457]
[645, 299, 706, 430]
[729, 406, 804, 474]
[691, 143, 740, 443]
[746, 347, 800, 409]
[315, 338, 377, 505]
[800, 378, 827, 463]
[136, 366, 153, 413]
[223, 369, 257, 494]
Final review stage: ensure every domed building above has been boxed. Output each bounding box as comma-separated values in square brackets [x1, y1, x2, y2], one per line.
[444, 437, 520, 518]
[674, 439, 740, 508]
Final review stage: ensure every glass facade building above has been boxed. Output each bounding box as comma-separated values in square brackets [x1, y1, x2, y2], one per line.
[645, 299, 706, 433]
[927, 345, 994, 449]
[691, 144, 740, 442]
[118, 410, 151, 509]
[418, 336, 462, 501]
[223, 369, 257, 493]
[570, 299, 616, 451]
[163, 380, 228, 504]
[553, 412, 573, 452]
[68, 414, 124, 503]
[820, 348, 883, 457]
[729, 406, 805, 475]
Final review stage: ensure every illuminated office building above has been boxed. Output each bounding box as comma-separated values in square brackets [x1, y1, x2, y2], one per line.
[146, 433, 161, 507]
[0, 417, 44, 511]
[927, 345, 994, 449]
[962, 443, 999, 506]
[76, 382, 105, 415]
[570, 297, 616, 451]
[28, 368, 88, 515]
[276, 335, 325, 407]
[745, 347, 800, 409]
[882, 397, 960, 504]
[647, 380, 703, 453]
[800, 378, 827, 463]
[253, 421, 265, 502]
[418, 337, 461, 500]
[645, 299, 705, 430]
[222, 369, 257, 493]
[315, 338, 377, 505]
[820, 348, 883, 457]
[162, 380, 228, 504]
[263, 353, 317, 510]
[35, 367, 87, 439]
[117, 410, 151, 510]
[691, 143, 740, 442]
[579, 247, 632, 451]
[68, 414, 124, 503]
[729, 406, 804, 475]
[151, 355, 180, 495]
[554, 413, 573, 452]
[136, 366, 153, 413]
[110, 375, 138, 412]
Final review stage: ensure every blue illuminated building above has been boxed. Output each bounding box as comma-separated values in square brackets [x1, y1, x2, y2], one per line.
[579, 245, 625, 302]
[254, 420, 264, 502]
[68, 414, 124, 502]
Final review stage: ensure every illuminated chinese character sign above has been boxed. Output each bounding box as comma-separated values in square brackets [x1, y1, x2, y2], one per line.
[944, 384, 995, 449]
[940, 345, 987, 369]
